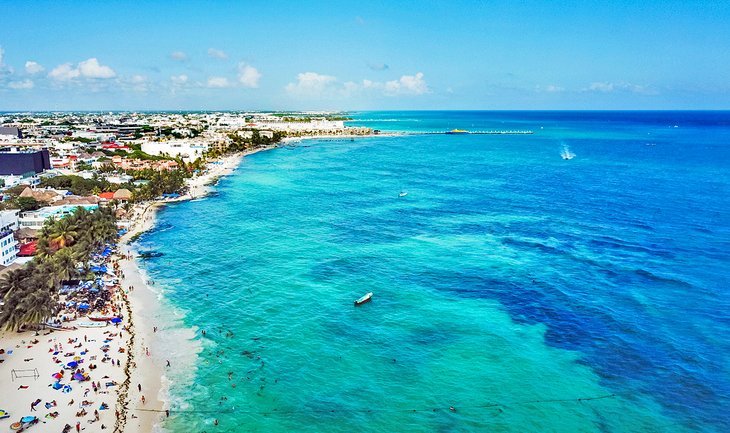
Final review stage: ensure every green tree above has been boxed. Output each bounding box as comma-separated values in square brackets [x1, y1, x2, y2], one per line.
[17, 197, 42, 211]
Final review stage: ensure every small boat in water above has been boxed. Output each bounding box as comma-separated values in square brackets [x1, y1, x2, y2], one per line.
[560, 145, 576, 160]
[138, 251, 163, 259]
[399, 191, 408, 197]
[446, 129, 469, 135]
[354, 292, 373, 306]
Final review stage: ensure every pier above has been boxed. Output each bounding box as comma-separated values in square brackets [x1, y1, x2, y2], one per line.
[375, 130, 534, 136]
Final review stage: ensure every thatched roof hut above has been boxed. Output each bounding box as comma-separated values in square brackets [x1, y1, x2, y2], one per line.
[113, 188, 132, 201]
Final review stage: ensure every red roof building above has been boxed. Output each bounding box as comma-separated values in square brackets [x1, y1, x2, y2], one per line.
[18, 240, 37, 257]
[98, 192, 115, 200]
[102, 144, 130, 150]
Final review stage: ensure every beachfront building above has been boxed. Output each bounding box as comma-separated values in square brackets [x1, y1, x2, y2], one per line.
[0, 210, 19, 266]
[141, 139, 208, 161]
[18, 204, 98, 229]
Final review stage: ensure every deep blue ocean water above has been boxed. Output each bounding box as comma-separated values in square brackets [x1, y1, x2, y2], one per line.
[138, 111, 730, 432]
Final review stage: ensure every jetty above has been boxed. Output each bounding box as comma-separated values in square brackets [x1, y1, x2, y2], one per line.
[374, 130, 534, 136]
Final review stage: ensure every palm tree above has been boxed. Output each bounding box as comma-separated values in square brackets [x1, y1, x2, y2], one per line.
[49, 218, 78, 250]
[0, 268, 26, 301]
[0, 289, 29, 331]
[49, 249, 78, 286]
[18, 288, 55, 328]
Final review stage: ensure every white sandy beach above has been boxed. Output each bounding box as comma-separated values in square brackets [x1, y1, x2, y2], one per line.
[0, 296, 128, 432]
[114, 148, 271, 432]
[0, 144, 292, 433]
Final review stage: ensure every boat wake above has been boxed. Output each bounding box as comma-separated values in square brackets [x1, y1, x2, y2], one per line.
[560, 144, 576, 160]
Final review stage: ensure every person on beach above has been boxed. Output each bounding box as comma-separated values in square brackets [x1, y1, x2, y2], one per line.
[141, 395, 146, 404]
[138, 383, 141, 392]
[76, 421, 81, 432]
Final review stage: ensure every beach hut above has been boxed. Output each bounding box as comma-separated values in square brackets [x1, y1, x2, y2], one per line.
[113, 188, 132, 202]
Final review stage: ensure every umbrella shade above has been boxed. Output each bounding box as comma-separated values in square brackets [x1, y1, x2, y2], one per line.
[110, 317, 122, 324]
[78, 303, 90, 309]
[52, 373, 63, 379]
[66, 361, 78, 368]
[73, 373, 86, 381]
[52, 382, 63, 390]
[73, 356, 81, 361]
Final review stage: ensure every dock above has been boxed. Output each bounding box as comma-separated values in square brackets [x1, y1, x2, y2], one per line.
[375, 130, 534, 136]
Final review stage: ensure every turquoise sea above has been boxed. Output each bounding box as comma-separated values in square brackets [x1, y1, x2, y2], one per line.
[137, 111, 730, 433]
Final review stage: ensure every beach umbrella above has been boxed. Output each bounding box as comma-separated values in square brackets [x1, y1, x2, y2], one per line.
[73, 356, 81, 361]
[78, 303, 90, 310]
[73, 373, 86, 381]
[110, 317, 122, 324]
[52, 382, 63, 390]
[66, 361, 78, 368]
[52, 373, 63, 379]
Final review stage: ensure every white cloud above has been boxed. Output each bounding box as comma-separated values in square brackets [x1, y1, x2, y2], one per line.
[0, 46, 4, 65]
[384, 72, 428, 96]
[25, 61, 44, 74]
[207, 76, 230, 88]
[208, 48, 228, 59]
[237, 63, 261, 88]
[78, 58, 116, 78]
[586, 81, 655, 95]
[48, 63, 80, 81]
[535, 84, 564, 93]
[170, 51, 187, 61]
[286, 71, 430, 99]
[285, 72, 337, 95]
[588, 82, 615, 92]
[48, 58, 116, 81]
[8, 79, 34, 89]
[171, 74, 188, 85]
[122, 74, 149, 92]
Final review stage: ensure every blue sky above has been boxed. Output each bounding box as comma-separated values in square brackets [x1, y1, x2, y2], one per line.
[1, 0, 729, 111]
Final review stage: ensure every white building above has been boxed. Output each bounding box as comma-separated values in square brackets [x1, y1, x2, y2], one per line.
[0, 173, 41, 189]
[0, 210, 19, 266]
[104, 174, 133, 184]
[141, 139, 208, 161]
[19, 205, 98, 229]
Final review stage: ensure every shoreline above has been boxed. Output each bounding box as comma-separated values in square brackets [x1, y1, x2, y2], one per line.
[0, 137, 356, 433]
[115, 144, 280, 433]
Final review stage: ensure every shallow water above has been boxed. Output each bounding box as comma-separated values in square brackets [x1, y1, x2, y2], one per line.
[138, 111, 730, 432]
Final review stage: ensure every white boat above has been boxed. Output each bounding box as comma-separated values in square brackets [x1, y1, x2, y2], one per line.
[560, 144, 575, 160]
[354, 292, 373, 306]
[77, 321, 107, 328]
[399, 191, 408, 197]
